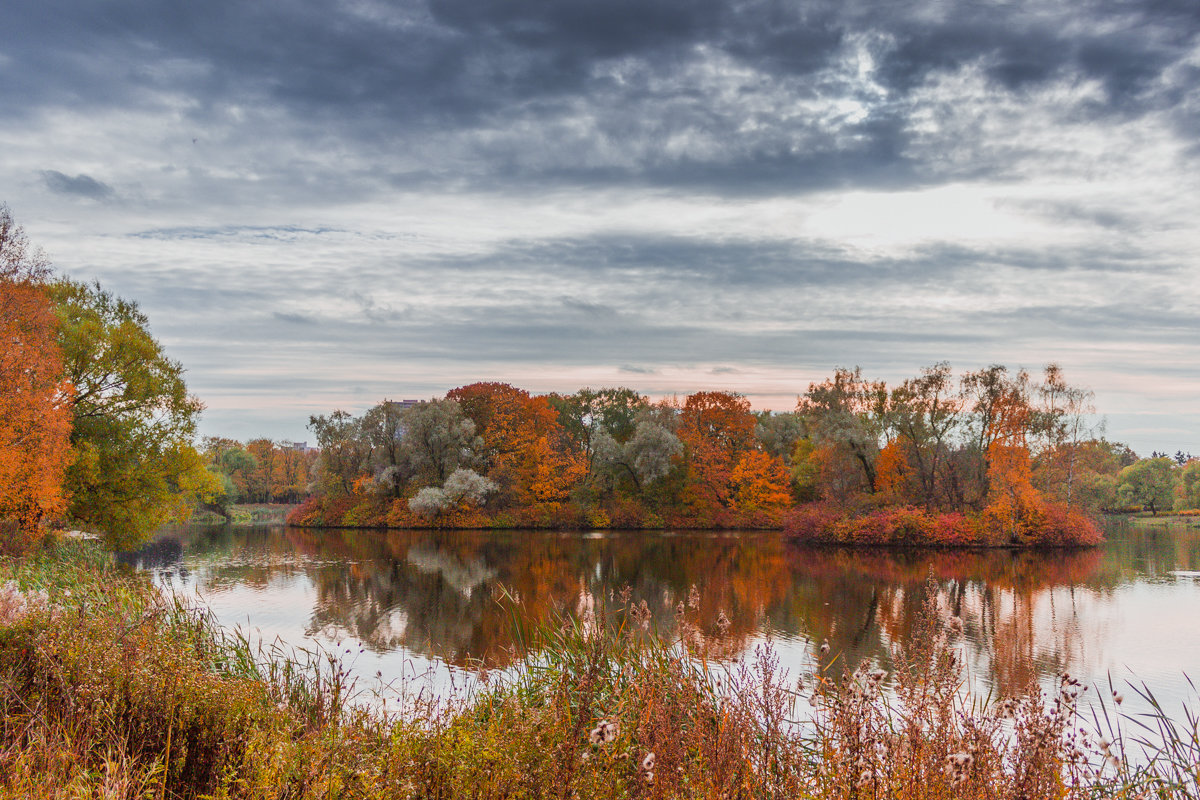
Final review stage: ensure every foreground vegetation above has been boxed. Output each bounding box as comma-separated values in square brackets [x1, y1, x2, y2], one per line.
[2, 541, 1197, 799]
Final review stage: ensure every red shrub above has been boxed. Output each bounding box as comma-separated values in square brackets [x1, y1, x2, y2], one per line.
[929, 512, 984, 545]
[285, 496, 323, 526]
[605, 498, 648, 529]
[1034, 503, 1104, 546]
[782, 502, 846, 542]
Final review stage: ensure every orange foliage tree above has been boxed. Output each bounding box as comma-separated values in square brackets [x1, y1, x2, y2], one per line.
[977, 376, 1044, 542]
[0, 206, 73, 544]
[874, 439, 910, 500]
[677, 391, 757, 511]
[448, 382, 583, 509]
[730, 451, 792, 512]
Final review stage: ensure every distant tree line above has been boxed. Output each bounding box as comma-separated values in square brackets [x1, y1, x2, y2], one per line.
[200, 438, 317, 508]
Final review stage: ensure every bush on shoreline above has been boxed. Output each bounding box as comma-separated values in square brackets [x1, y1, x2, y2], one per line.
[0, 542, 1190, 798]
[781, 501, 1102, 547]
[286, 493, 1103, 547]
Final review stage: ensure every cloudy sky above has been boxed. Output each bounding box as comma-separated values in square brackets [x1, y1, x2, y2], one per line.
[3, 0, 1198, 453]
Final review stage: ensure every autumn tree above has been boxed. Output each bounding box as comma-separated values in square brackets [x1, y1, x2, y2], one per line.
[798, 367, 887, 494]
[548, 387, 647, 471]
[754, 411, 805, 462]
[961, 366, 1047, 541]
[308, 410, 371, 498]
[886, 362, 960, 510]
[244, 438, 281, 502]
[959, 365, 1033, 510]
[730, 451, 792, 512]
[447, 382, 581, 508]
[677, 391, 757, 510]
[273, 443, 316, 503]
[50, 279, 217, 548]
[592, 408, 683, 495]
[0, 206, 72, 547]
[1033, 364, 1097, 508]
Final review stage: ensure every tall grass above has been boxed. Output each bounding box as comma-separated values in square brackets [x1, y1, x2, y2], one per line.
[0, 542, 1196, 798]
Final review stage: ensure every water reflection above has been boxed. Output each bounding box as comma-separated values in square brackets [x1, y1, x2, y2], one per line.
[125, 519, 1200, 711]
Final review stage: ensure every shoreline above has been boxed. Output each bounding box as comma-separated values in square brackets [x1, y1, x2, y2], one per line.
[187, 511, 1112, 550]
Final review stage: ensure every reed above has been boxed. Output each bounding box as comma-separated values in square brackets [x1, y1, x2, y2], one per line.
[0, 542, 1196, 799]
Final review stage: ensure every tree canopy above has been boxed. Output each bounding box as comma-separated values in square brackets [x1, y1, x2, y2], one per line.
[49, 279, 217, 548]
[0, 207, 72, 550]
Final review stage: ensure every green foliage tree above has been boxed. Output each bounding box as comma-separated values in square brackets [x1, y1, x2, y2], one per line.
[548, 387, 647, 470]
[885, 362, 960, 509]
[359, 400, 411, 497]
[592, 409, 682, 494]
[1117, 457, 1177, 516]
[789, 438, 820, 502]
[754, 411, 804, 462]
[308, 410, 371, 497]
[1174, 460, 1200, 511]
[49, 279, 217, 548]
[798, 367, 887, 493]
[201, 436, 258, 504]
[395, 399, 480, 487]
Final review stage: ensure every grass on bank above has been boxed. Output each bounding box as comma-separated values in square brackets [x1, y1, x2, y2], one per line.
[0, 541, 1198, 799]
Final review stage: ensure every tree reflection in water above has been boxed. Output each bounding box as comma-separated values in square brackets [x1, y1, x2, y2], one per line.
[130, 519, 1200, 701]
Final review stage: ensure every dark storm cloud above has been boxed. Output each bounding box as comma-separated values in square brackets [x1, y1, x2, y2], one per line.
[7, 0, 1197, 194]
[40, 170, 113, 200]
[7, 0, 1199, 452]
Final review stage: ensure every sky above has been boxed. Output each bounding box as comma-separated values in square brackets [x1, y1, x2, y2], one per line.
[2, 0, 1198, 455]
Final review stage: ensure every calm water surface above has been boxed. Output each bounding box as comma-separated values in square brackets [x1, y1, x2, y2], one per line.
[124, 520, 1200, 718]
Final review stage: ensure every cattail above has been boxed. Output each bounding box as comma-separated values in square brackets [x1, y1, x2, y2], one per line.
[716, 610, 731, 633]
[588, 720, 619, 745]
[945, 751, 973, 788]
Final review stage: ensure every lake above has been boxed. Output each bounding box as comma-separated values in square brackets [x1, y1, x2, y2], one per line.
[123, 519, 1200, 721]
